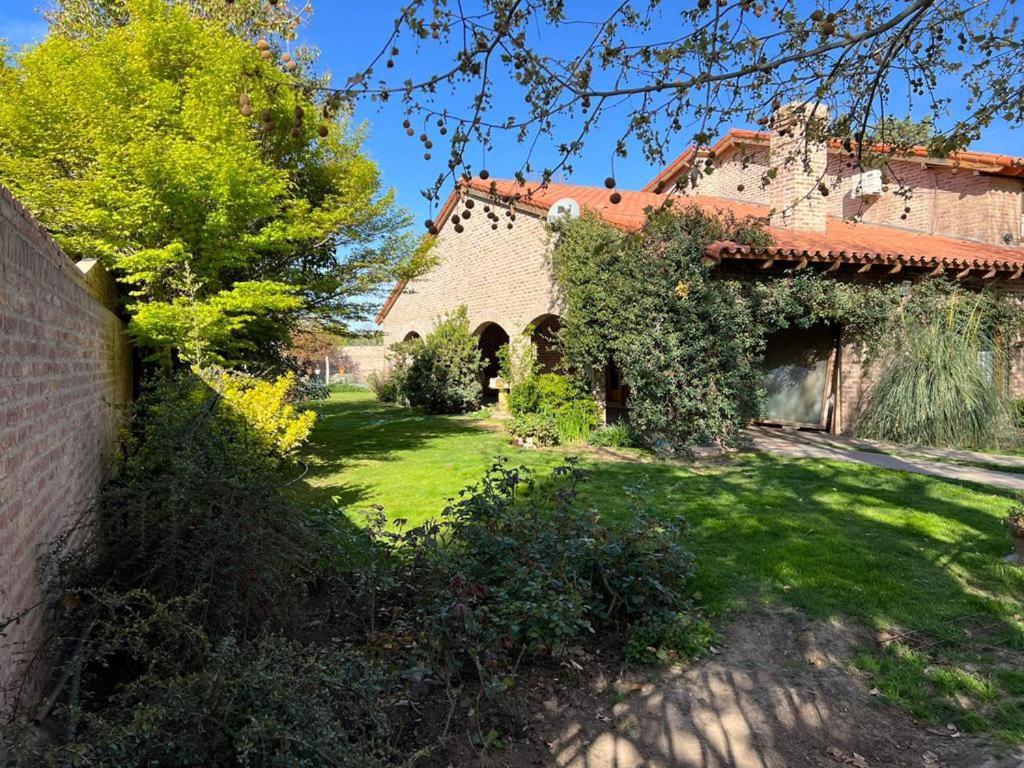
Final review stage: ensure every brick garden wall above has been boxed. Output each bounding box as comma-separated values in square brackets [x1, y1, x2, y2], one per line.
[0, 187, 132, 711]
[337, 345, 387, 384]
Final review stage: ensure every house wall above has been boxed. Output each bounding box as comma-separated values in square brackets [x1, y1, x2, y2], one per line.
[691, 142, 1024, 247]
[381, 191, 562, 346]
[686, 145, 771, 204]
[826, 156, 1023, 246]
[0, 187, 132, 711]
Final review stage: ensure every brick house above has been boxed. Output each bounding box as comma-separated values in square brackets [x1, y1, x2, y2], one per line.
[377, 106, 1024, 433]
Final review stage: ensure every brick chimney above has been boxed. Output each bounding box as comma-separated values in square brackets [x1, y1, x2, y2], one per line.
[768, 103, 829, 232]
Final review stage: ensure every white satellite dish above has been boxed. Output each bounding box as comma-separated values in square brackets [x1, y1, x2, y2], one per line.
[547, 197, 581, 224]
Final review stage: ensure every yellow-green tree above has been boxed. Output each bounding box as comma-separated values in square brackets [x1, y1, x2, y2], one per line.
[0, 0, 422, 368]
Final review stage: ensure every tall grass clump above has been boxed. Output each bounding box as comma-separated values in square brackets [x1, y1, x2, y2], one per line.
[858, 289, 1014, 449]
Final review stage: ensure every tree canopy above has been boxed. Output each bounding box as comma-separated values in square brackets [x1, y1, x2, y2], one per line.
[167, 0, 1020, 219]
[0, 0, 426, 367]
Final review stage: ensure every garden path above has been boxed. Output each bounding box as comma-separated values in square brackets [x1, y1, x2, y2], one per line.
[746, 427, 1024, 491]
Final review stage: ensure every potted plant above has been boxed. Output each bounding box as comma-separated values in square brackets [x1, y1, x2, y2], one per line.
[1007, 507, 1024, 563]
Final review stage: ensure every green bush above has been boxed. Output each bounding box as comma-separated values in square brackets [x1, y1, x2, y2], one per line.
[508, 372, 600, 444]
[589, 423, 637, 448]
[508, 376, 540, 415]
[509, 410, 560, 445]
[624, 612, 718, 666]
[8, 632, 395, 768]
[58, 374, 320, 640]
[368, 368, 404, 403]
[402, 306, 483, 413]
[343, 460, 696, 685]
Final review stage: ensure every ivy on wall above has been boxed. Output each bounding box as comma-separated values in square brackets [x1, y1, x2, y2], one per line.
[550, 203, 1016, 449]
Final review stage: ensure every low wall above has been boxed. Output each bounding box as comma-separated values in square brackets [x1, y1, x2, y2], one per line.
[0, 187, 132, 711]
[337, 345, 387, 385]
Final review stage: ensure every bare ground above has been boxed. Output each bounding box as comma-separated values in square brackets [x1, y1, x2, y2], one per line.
[427, 609, 1024, 768]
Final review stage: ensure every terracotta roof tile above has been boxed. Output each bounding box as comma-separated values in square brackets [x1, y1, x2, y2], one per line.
[375, 177, 1024, 323]
[464, 178, 1024, 272]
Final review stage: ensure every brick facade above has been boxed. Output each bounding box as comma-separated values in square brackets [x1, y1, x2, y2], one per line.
[380, 117, 1024, 431]
[681, 134, 1024, 248]
[0, 187, 132, 711]
[382, 193, 562, 347]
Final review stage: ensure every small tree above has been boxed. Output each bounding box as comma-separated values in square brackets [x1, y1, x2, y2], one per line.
[403, 306, 483, 414]
[0, 0, 424, 368]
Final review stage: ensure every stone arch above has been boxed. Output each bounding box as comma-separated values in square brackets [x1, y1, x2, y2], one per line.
[402, 331, 422, 342]
[526, 314, 563, 373]
[473, 321, 511, 401]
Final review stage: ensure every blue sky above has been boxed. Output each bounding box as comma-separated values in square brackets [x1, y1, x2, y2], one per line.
[1, 2, 1019, 226]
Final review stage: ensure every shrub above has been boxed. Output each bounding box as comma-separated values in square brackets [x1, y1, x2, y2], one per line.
[589, 423, 637, 448]
[624, 612, 718, 666]
[858, 289, 1014, 449]
[402, 306, 483, 413]
[9, 634, 395, 768]
[208, 369, 317, 456]
[506, 372, 599, 444]
[498, 334, 539, 390]
[537, 373, 600, 443]
[59, 374, 320, 639]
[508, 375, 540, 415]
[343, 460, 696, 685]
[368, 368, 404, 403]
[509, 410, 560, 445]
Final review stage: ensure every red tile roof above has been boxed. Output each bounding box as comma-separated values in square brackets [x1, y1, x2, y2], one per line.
[644, 128, 1024, 192]
[463, 178, 1024, 273]
[375, 177, 1024, 323]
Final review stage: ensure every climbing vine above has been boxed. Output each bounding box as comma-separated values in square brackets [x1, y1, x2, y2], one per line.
[552, 203, 906, 448]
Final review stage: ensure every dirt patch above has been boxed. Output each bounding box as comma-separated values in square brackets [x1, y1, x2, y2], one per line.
[425, 609, 1022, 767]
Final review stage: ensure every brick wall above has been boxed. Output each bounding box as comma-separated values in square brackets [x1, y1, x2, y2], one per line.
[0, 186, 132, 711]
[381, 192, 562, 347]
[337, 345, 387, 384]
[694, 141, 1024, 247]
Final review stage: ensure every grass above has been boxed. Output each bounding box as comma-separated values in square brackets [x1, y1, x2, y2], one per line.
[296, 389, 1024, 744]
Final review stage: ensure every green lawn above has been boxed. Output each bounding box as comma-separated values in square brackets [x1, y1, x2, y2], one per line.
[296, 389, 1024, 743]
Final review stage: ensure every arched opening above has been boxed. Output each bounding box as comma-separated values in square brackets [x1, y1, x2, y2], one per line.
[474, 322, 510, 401]
[402, 331, 422, 342]
[528, 314, 563, 373]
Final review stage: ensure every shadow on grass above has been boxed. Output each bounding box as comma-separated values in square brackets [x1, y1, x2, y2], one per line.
[566, 454, 1024, 746]
[291, 393, 501, 510]
[296, 392, 1024, 746]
